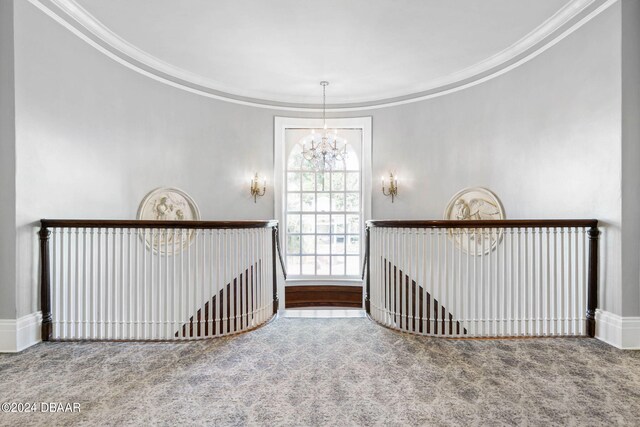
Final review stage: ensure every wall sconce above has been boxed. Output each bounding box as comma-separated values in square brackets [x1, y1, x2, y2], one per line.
[381, 173, 398, 202]
[250, 173, 266, 203]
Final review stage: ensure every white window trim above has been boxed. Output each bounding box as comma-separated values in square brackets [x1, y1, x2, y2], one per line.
[274, 116, 372, 308]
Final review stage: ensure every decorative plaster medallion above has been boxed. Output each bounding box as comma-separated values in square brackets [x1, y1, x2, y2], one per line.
[444, 187, 505, 255]
[136, 187, 200, 254]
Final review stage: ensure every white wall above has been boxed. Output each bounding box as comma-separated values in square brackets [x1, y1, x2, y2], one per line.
[10, 0, 628, 324]
[621, 0, 640, 318]
[13, 0, 280, 316]
[0, 0, 17, 319]
[369, 4, 622, 315]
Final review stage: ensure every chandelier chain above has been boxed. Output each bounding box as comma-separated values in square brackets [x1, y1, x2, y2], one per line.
[300, 81, 346, 171]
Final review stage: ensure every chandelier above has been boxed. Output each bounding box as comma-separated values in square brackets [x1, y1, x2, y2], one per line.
[302, 81, 347, 171]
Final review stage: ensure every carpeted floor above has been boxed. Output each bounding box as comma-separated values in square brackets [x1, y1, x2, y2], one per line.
[0, 317, 639, 426]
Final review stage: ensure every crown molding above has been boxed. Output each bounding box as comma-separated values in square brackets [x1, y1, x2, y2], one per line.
[28, 0, 617, 111]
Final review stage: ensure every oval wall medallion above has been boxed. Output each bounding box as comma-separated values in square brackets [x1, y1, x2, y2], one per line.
[444, 187, 505, 255]
[136, 187, 200, 254]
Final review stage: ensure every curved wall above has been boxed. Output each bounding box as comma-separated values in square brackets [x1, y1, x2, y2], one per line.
[10, 1, 624, 322]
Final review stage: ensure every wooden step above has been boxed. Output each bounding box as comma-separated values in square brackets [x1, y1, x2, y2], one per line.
[285, 285, 363, 308]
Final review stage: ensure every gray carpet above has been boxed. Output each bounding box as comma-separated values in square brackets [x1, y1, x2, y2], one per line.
[0, 317, 639, 426]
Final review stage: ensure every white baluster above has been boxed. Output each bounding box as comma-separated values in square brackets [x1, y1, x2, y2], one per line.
[193, 229, 199, 338]
[414, 228, 419, 333]
[165, 228, 170, 340]
[65, 227, 72, 339]
[52, 228, 58, 339]
[79, 228, 85, 339]
[501, 228, 507, 337]
[250, 228, 256, 327]
[241, 229, 246, 331]
[560, 228, 566, 335]
[231, 229, 237, 333]
[465, 229, 471, 336]
[443, 227, 449, 335]
[261, 228, 267, 323]
[516, 228, 522, 336]
[490, 228, 496, 336]
[568, 227, 574, 336]
[579, 228, 587, 335]
[210, 229, 215, 334]
[135, 228, 140, 339]
[457, 229, 463, 336]
[126, 228, 132, 339]
[511, 227, 516, 337]
[383, 228, 387, 325]
[172, 229, 177, 338]
[537, 228, 543, 336]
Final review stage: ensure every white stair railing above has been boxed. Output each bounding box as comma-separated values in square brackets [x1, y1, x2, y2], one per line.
[365, 220, 599, 338]
[39, 220, 283, 341]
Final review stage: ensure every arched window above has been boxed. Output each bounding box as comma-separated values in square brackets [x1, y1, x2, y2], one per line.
[285, 135, 361, 277]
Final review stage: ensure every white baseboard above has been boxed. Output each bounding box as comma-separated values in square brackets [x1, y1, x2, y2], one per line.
[595, 309, 640, 350]
[0, 312, 42, 353]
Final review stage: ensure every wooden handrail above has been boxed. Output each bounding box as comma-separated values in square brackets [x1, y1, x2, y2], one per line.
[366, 219, 598, 229]
[41, 219, 279, 229]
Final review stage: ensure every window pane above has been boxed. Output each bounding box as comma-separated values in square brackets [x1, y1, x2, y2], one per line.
[331, 173, 345, 191]
[302, 172, 315, 191]
[317, 193, 330, 212]
[345, 152, 359, 170]
[301, 236, 315, 254]
[331, 235, 345, 254]
[331, 215, 345, 234]
[331, 193, 344, 211]
[288, 151, 303, 170]
[287, 256, 300, 275]
[287, 214, 300, 233]
[346, 214, 359, 234]
[345, 193, 359, 212]
[302, 158, 315, 170]
[287, 193, 300, 212]
[347, 235, 360, 254]
[287, 172, 301, 191]
[317, 236, 330, 254]
[317, 215, 330, 234]
[317, 172, 330, 191]
[302, 194, 315, 211]
[301, 256, 315, 275]
[301, 214, 315, 233]
[346, 173, 359, 191]
[331, 256, 345, 275]
[317, 256, 330, 275]
[287, 235, 300, 254]
[346, 256, 360, 275]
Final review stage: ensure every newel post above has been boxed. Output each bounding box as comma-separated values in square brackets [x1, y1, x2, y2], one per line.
[365, 226, 371, 314]
[272, 226, 279, 314]
[586, 224, 599, 337]
[39, 224, 52, 341]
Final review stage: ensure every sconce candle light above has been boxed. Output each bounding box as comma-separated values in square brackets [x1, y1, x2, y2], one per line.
[250, 173, 266, 203]
[381, 173, 398, 202]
